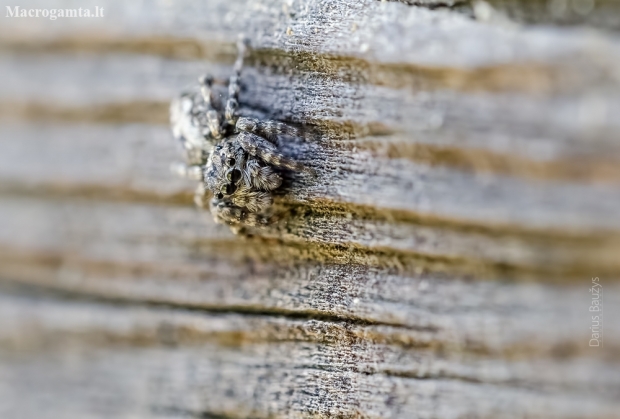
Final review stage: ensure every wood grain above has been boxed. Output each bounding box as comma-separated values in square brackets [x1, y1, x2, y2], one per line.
[0, 0, 618, 417]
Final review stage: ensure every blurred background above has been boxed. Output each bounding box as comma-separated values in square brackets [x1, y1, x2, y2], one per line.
[0, 0, 619, 418]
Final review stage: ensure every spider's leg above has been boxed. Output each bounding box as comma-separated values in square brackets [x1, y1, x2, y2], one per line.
[199, 74, 215, 108]
[225, 37, 248, 126]
[236, 117, 298, 144]
[238, 132, 308, 172]
[196, 73, 228, 143]
[206, 110, 223, 140]
[170, 162, 203, 181]
[210, 199, 271, 227]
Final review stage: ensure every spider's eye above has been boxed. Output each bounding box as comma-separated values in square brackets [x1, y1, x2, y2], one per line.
[216, 193, 224, 200]
[227, 158, 236, 166]
[225, 184, 237, 195]
[226, 169, 242, 183]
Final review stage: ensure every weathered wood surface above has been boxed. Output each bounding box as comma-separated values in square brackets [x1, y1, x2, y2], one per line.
[0, 0, 619, 418]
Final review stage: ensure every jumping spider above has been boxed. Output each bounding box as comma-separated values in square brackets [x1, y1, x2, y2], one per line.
[170, 37, 310, 231]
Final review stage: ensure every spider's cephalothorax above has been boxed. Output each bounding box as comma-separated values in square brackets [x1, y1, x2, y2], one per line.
[170, 37, 309, 231]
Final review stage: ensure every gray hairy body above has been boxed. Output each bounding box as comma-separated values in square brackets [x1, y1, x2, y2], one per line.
[169, 37, 310, 231]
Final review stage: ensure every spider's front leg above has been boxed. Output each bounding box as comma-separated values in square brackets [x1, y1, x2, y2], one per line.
[237, 132, 309, 172]
[236, 117, 298, 144]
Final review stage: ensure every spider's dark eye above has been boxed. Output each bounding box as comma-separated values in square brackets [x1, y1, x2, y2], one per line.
[225, 183, 237, 195]
[226, 158, 236, 166]
[226, 169, 242, 183]
[216, 193, 224, 200]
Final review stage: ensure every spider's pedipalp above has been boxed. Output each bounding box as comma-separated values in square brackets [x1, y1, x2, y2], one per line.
[244, 159, 282, 191]
[210, 198, 271, 227]
[231, 186, 273, 213]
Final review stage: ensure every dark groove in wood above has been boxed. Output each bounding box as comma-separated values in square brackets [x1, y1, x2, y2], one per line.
[4, 283, 618, 363]
[0, 36, 231, 61]
[0, 280, 436, 331]
[0, 101, 170, 125]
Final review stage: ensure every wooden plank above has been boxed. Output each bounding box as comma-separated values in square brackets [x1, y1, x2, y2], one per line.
[1, 0, 619, 417]
[0, 291, 618, 419]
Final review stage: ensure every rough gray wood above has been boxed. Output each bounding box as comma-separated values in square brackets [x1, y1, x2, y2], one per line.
[0, 0, 619, 418]
[1, 291, 618, 419]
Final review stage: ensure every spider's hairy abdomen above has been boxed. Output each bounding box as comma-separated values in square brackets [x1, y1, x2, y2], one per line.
[169, 37, 309, 232]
